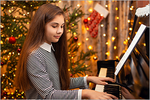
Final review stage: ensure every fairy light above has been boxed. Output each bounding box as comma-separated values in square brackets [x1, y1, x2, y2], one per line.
[9, 52, 11, 55]
[9, 10, 11, 13]
[4, 88, 6, 91]
[114, 46, 117, 49]
[75, 13, 78, 16]
[71, 57, 73, 59]
[106, 52, 110, 56]
[129, 28, 132, 31]
[87, 17, 90, 20]
[1, 40, 3, 44]
[27, 12, 29, 14]
[78, 42, 81, 46]
[101, 24, 104, 27]
[88, 0, 92, 4]
[115, 27, 118, 30]
[88, 45, 93, 50]
[13, 74, 16, 77]
[2, 74, 5, 76]
[23, 6, 26, 8]
[112, 37, 115, 41]
[77, 4, 80, 7]
[116, 17, 119, 19]
[59, 0, 61, 3]
[86, 75, 88, 77]
[139, 22, 141, 24]
[30, 5, 32, 7]
[89, 8, 93, 12]
[128, 20, 130, 23]
[116, 56, 119, 59]
[128, 37, 130, 40]
[23, 14, 25, 16]
[143, 43, 146, 46]
[68, 69, 70, 71]
[105, 5, 108, 7]
[103, 33, 106, 37]
[115, 7, 118, 10]
[85, 65, 88, 67]
[86, 38, 89, 41]
[86, 27, 89, 30]
[106, 42, 108, 45]
[101, 14, 103, 16]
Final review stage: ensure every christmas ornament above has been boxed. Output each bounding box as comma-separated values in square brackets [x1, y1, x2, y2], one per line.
[84, 3, 109, 38]
[70, 74, 73, 77]
[73, 36, 78, 42]
[9, 37, 16, 44]
[17, 48, 21, 53]
[93, 56, 98, 60]
[83, 19, 88, 24]
[1, 62, 4, 66]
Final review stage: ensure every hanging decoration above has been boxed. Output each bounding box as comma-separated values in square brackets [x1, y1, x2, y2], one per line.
[9, 37, 16, 44]
[84, 3, 109, 38]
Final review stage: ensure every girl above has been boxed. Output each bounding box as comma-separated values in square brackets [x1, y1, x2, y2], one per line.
[15, 3, 118, 99]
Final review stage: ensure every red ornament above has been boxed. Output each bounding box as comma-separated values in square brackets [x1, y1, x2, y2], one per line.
[83, 19, 88, 24]
[70, 74, 73, 77]
[9, 37, 16, 44]
[1, 62, 4, 66]
[73, 37, 78, 42]
[17, 48, 21, 53]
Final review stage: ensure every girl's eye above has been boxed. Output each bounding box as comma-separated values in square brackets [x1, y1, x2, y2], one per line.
[61, 25, 64, 28]
[52, 26, 57, 28]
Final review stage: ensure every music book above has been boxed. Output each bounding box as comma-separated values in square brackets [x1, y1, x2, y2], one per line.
[114, 24, 147, 75]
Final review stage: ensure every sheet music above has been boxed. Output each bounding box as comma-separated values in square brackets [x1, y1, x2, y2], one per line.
[115, 24, 147, 75]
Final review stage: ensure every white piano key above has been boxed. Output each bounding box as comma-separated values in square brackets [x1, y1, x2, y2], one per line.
[95, 68, 107, 92]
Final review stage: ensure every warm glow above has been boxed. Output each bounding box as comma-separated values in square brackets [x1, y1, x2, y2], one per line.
[89, 8, 93, 12]
[106, 52, 110, 56]
[116, 17, 119, 19]
[75, 13, 78, 16]
[115, 27, 118, 30]
[143, 43, 146, 46]
[71, 57, 73, 59]
[105, 5, 108, 7]
[68, 69, 70, 71]
[103, 34, 106, 37]
[106, 42, 108, 45]
[88, 45, 93, 50]
[101, 24, 104, 27]
[86, 38, 89, 41]
[130, 7, 133, 10]
[88, 0, 93, 4]
[101, 14, 103, 16]
[123, 41, 127, 44]
[86, 27, 89, 30]
[112, 37, 115, 41]
[77, 4, 80, 7]
[128, 20, 130, 23]
[115, 7, 118, 10]
[1, 40, 3, 44]
[73, 32, 76, 35]
[114, 46, 117, 49]
[59, 0, 61, 3]
[116, 56, 119, 59]
[129, 28, 132, 31]
[139, 22, 141, 24]
[88, 17, 90, 20]
[78, 42, 81, 46]
[128, 37, 130, 40]
[86, 75, 88, 77]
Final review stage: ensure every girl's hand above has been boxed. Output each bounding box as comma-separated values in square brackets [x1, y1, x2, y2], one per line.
[82, 89, 118, 99]
[87, 76, 115, 85]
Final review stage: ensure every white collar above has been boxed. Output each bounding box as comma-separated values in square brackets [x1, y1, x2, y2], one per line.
[40, 42, 55, 52]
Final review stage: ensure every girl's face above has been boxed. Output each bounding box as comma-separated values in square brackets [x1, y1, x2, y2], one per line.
[45, 14, 64, 44]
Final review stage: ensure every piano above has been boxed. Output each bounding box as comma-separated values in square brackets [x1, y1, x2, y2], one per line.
[95, 4, 149, 99]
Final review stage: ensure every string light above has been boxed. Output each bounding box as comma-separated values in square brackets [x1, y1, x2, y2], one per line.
[116, 17, 119, 19]
[115, 27, 118, 30]
[106, 52, 110, 56]
[115, 7, 118, 10]
[77, 4, 80, 7]
[128, 20, 130, 23]
[128, 37, 130, 40]
[143, 43, 146, 46]
[116, 56, 119, 59]
[89, 8, 93, 12]
[87, 17, 90, 20]
[103, 34, 106, 37]
[88, 0, 92, 4]
[114, 46, 117, 49]
[106, 42, 108, 45]
[68, 69, 70, 71]
[86, 38, 89, 41]
[59, 0, 61, 3]
[101, 24, 104, 27]
[139, 22, 141, 24]
[112, 37, 115, 41]
[78, 42, 81, 46]
[88, 45, 93, 50]
[1, 40, 3, 44]
[105, 5, 108, 7]
[86, 27, 89, 30]
[68, 52, 70, 54]
[129, 28, 132, 31]
[86, 75, 88, 77]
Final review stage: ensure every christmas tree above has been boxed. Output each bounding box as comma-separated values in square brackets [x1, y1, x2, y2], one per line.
[1, 1, 96, 99]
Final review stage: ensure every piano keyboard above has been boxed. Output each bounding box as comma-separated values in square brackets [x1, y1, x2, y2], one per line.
[95, 67, 121, 99]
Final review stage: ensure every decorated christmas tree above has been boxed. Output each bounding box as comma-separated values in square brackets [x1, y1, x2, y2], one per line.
[1, 1, 96, 99]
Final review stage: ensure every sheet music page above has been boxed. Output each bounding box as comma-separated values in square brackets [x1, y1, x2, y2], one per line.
[114, 24, 146, 75]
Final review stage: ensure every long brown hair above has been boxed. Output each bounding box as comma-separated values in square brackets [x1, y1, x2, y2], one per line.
[15, 3, 70, 91]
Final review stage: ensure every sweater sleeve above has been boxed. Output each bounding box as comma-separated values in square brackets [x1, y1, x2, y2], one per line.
[27, 53, 79, 99]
